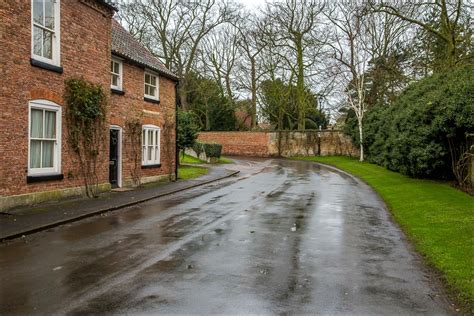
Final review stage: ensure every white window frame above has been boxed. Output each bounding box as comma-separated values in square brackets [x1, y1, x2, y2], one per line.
[142, 125, 161, 166]
[28, 100, 62, 176]
[144, 70, 159, 100]
[31, 0, 61, 66]
[111, 57, 123, 90]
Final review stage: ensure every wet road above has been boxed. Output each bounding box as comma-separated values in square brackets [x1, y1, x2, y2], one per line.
[0, 159, 450, 314]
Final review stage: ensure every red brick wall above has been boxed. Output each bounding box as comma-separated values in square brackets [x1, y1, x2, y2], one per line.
[197, 132, 271, 157]
[109, 61, 176, 183]
[0, 0, 113, 196]
[0, 1, 177, 199]
[197, 131, 358, 158]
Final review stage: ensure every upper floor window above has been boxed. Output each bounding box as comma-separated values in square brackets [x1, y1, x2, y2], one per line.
[144, 72, 159, 100]
[111, 58, 123, 90]
[29, 100, 62, 175]
[31, 0, 60, 66]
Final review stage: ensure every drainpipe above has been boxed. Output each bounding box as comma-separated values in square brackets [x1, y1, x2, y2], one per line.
[174, 80, 179, 181]
[317, 125, 321, 156]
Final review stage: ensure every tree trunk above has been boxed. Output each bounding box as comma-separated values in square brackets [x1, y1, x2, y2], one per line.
[178, 81, 188, 110]
[440, 0, 457, 68]
[358, 118, 364, 161]
[205, 102, 210, 131]
[251, 58, 257, 129]
[296, 36, 306, 130]
[278, 108, 283, 131]
[225, 75, 233, 103]
[445, 35, 457, 68]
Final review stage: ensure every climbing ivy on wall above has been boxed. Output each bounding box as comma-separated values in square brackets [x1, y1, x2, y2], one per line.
[125, 113, 143, 187]
[64, 78, 107, 198]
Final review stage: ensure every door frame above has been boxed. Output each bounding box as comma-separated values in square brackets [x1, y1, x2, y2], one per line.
[110, 125, 122, 188]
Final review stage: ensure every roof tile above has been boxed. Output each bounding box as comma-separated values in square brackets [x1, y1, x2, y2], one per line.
[111, 20, 178, 81]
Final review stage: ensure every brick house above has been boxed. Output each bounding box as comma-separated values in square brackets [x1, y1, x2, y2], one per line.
[0, 0, 178, 210]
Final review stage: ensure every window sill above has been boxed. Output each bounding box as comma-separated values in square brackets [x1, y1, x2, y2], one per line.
[111, 88, 125, 95]
[30, 58, 63, 74]
[141, 164, 161, 169]
[144, 97, 160, 104]
[27, 173, 64, 184]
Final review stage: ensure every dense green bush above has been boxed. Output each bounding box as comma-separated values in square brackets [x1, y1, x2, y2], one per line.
[209, 101, 237, 131]
[177, 110, 200, 152]
[193, 141, 222, 159]
[192, 141, 204, 158]
[203, 143, 222, 158]
[186, 71, 237, 131]
[345, 65, 474, 179]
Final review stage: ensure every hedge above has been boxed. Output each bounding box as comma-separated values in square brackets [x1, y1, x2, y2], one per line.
[345, 65, 474, 180]
[193, 141, 222, 159]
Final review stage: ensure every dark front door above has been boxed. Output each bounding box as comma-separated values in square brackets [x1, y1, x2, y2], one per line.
[109, 129, 119, 188]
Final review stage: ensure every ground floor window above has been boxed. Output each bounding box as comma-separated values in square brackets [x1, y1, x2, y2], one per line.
[142, 125, 160, 165]
[29, 100, 61, 175]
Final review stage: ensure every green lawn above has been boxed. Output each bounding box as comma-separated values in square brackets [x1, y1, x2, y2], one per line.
[217, 156, 233, 164]
[179, 153, 233, 165]
[294, 156, 474, 307]
[179, 154, 206, 164]
[177, 165, 208, 180]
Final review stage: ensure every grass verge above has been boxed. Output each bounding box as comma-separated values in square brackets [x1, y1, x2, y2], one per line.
[177, 165, 209, 180]
[217, 156, 233, 164]
[179, 154, 206, 164]
[180, 153, 233, 165]
[294, 156, 474, 308]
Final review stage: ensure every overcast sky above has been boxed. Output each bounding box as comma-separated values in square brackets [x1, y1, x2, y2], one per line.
[237, 0, 267, 10]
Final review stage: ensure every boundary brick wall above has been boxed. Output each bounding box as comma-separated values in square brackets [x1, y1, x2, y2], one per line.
[198, 132, 272, 157]
[197, 131, 359, 158]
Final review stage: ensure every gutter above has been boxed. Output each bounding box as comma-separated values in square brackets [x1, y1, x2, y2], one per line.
[111, 51, 179, 82]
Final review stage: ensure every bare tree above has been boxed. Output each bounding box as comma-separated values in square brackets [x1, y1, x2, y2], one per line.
[256, 39, 293, 129]
[195, 77, 218, 131]
[201, 24, 240, 103]
[235, 14, 267, 128]
[120, 0, 239, 109]
[361, 9, 411, 107]
[369, 0, 467, 69]
[326, 3, 370, 161]
[116, 4, 150, 44]
[262, 0, 326, 130]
